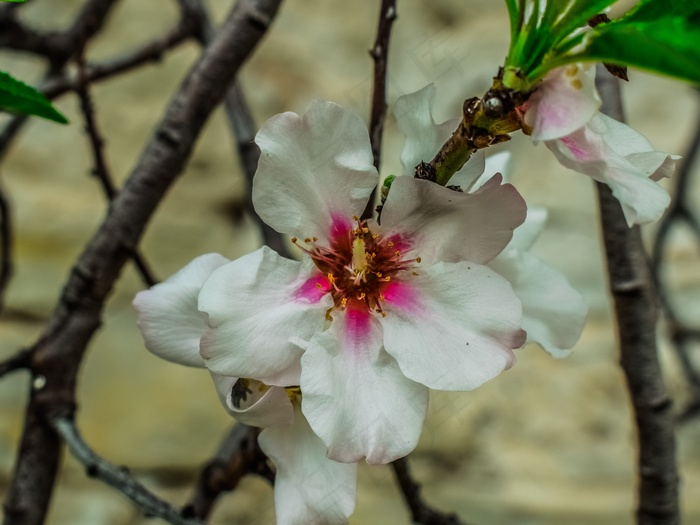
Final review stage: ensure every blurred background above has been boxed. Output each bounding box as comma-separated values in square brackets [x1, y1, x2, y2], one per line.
[0, 0, 699, 523]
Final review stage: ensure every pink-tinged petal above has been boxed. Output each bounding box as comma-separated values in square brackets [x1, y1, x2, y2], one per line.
[546, 113, 675, 225]
[259, 405, 357, 525]
[253, 101, 377, 242]
[489, 251, 587, 358]
[380, 175, 526, 265]
[394, 84, 460, 175]
[381, 261, 525, 391]
[133, 253, 229, 367]
[525, 64, 600, 142]
[301, 308, 428, 464]
[210, 373, 295, 428]
[198, 247, 332, 380]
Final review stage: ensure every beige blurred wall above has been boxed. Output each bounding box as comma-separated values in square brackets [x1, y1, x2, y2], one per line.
[0, 1, 699, 524]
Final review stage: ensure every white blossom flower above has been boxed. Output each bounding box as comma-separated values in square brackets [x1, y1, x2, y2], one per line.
[522, 64, 678, 226]
[134, 257, 356, 525]
[199, 99, 527, 465]
[396, 85, 587, 357]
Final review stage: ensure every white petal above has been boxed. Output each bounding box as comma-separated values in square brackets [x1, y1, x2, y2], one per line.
[446, 150, 486, 190]
[489, 251, 587, 357]
[199, 247, 332, 380]
[394, 84, 459, 175]
[381, 261, 525, 391]
[380, 175, 526, 265]
[133, 253, 229, 367]
[253, 101, 377, 241]
[210, 373, 295, 428]
[546, 113, 675, 225]
[525, 64, 600, 141]
[259, 405, 357, 525]
[301, 308, 428, 464]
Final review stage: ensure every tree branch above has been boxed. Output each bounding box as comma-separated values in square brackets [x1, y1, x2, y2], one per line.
[51, 415, 204, 525]
[391, 457, 468, 525]
[2, 2, 282, 523]
[594, 64, 679, 525]
[74, 47, 158, 287]
[362, 0, 397, 220]
[183, 424, 273, 520]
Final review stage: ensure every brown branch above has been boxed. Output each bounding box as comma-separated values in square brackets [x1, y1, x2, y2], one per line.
[183, 424, 274, 520]
[51, 415, 205, 525]
[652, 99, 700, 420]
[43, 15, 196, 100]
[74, 48, 158, 287]
[0, 349, 30, 378]
[362, 0, 397, 220]
[0, 183, 12, 315]
[2, 2, 282, 523]
[391, 457, 468, 525]
[594, 65, 679, 525]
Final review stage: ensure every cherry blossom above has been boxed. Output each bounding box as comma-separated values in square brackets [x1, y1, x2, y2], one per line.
[198, 99, 527, 465]
[396, 85, 587, 357]
[134, 256, 356, 525]
[521, 64, 678, 226]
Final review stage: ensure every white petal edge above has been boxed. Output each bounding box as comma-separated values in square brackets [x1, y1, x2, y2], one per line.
[381, 174, 526, 265]
[133, 253, 229, 367]
[489, 251, 587, 357]
[259, 405, 358, 525]
[253, 101, 377, 242]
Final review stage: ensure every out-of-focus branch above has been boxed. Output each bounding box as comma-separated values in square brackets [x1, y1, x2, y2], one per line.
[0, 349, 30, 378]
[43, 19, 194, 100]
[391, 457, 467, 525]
[0, 184, 12, 315]
[594, 64, 679, 525]
[652, 100, 700, 422]
[2, 2, 282, 523]
[74, 48, 158, 287]
[51, 415, 205, 525]
[184, 0, 292, 258]
[183, 424, 274, 520]
[362, 0, 397, 220]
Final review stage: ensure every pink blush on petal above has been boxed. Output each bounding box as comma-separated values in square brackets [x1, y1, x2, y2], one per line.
[344, 307, 373, 355]
[297, 274, 330, 303]
[329, 214, 352, 240]
[382, 281, 420, 313]
[560, 135, 590, 161]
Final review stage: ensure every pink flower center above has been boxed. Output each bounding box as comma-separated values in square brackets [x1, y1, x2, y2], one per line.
[293, 218, 419, 316]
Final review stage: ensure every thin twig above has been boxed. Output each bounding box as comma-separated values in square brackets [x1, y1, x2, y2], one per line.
[43, 16, 195, 100]
[391, 457, 468, 525]
[3, 2, 282, 523]
[74, 46, 158, 287]
[51, 415, 205, 525]
[652, 100, 700, 420]
[0, 184, 12, 315]
[362, 0, 397, 220]
[594, 64, 679, 525]
[183, 424, 274, 520]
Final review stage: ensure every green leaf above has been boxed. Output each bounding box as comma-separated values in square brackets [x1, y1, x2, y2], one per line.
[550, 0, 617, 41]
[0, 71, 68, 124]
[577, 14, 700, 85]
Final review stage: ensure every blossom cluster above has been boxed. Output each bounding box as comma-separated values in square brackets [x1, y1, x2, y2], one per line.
[134, 66, 673, 524]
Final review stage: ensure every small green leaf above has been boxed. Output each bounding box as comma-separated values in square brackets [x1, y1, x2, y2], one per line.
[578, 15, 700, 85]
[0, 71, 68, 124]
